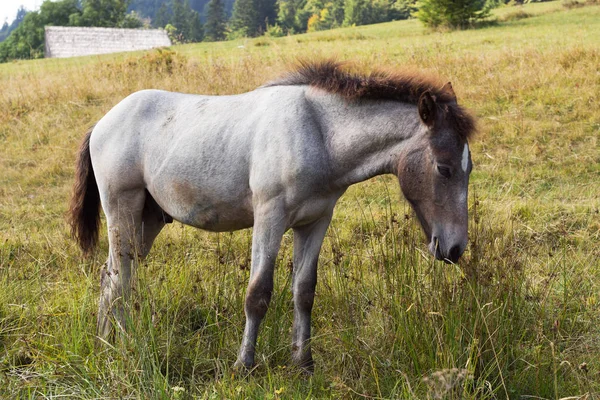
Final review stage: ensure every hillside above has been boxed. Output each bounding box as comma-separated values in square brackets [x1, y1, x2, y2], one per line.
[1, 2, 599, 398]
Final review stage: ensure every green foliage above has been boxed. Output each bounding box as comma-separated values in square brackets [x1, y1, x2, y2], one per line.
[120, 10, 146, 28]
[344, 0, 396, 26]
[230, 0, 277, 36]
[164, 22, 181, 42]
[128, 0, 167, 19]
[265, 22, 286, 36]
[415, 0, 494, 28]
[230, 0, 260, 35]
[152, 0, 204, 42]
[0, 0, 81, 62]
[258, 0, 279, 29]
[274, 0, 414, 34]
[40, 0, 83, 26]
[392, 0, 418, 19]
[69, 0, 130, 27]
[0, 7, 28, 42]
[500, 8, 532, 21]
[204, 0, 227, 41]
[185, 7, 204, 41]
[276, 0, 303, 32]
[154, 2, 170, 26]
[344, 0, 370, 25]
[127, 0, 235, 26]
[0, 13, 44, 61]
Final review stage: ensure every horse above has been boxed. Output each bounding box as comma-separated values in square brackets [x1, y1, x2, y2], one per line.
[69, 60, 476, 371]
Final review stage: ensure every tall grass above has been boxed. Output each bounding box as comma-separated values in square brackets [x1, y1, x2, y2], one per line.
[1, 2, 599, 398]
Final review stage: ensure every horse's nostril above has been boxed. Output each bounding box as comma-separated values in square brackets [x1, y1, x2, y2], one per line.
[449, 245, 462, 262]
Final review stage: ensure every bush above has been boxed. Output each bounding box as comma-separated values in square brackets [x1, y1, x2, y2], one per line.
[415, 0, 494, 29]
[501, 8, 532, 21]
[265, 23, 286, 37]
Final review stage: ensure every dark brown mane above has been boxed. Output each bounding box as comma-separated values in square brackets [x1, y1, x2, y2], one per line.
[265, 60, 476, 140]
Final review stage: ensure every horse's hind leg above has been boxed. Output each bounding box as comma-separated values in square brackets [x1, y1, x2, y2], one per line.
[97, 189, 166, 339]
[291, 213, 332, 371]
[140, 190, 168, 255]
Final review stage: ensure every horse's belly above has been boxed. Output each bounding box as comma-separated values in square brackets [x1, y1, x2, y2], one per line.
[149, 179, 254, 232]
[165, 197, 254, 232]
[177, 204, 254, 232]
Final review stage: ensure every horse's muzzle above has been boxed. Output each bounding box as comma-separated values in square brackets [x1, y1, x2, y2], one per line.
[430, 237, 464, 264]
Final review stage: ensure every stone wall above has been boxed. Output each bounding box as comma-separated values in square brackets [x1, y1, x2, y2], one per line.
[44, 26, 171, 58]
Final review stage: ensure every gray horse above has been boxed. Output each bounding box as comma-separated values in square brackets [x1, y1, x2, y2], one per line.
[69, 60, 475, 371]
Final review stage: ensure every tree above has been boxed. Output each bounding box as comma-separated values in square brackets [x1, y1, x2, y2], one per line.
[415, 0, 493, 28]
[0, 12, 45, 61]
[186, 6, 204, 41]
[154, 2, 170, 27]
[152, 0, 204, 42]
[204, 0, 227, 40]
[230, 0, 259, 36]
[343, 0, 369, 25]
[171, 0, 188, 32]
[391, 0, 417, 20]
[0, 6, 28, 42]
[69, 0, 130, 27]
[170, 0, 203, 41]
[257, 0, 278, 29]
[40, 0, 81, 26]
[128, 0, 164, 19]
[120, 10, 145, 28]
[230, 0, 276, 36]
[0, 0, 82, 62]
[302, 0, 339, 32]
[276, 0, 303, 33]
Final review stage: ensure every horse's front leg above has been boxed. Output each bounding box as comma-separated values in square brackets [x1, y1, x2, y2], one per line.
[291, 213, 332, 371]
[234, 200, 286, 370]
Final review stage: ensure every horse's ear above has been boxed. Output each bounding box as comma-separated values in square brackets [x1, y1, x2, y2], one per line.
[442, 82, 456, 102]
[418, 91, 437, 127]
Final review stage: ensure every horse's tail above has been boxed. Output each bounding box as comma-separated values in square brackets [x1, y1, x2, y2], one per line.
[68, 126, 101, 255]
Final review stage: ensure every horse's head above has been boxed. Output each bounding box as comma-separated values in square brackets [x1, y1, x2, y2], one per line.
[397, 86, 474, 263]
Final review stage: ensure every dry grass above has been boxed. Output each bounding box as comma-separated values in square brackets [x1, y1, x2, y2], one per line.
[1, 2, 599, 398]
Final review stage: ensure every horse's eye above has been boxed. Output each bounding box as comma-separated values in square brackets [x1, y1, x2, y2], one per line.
[437, 165, 451, 178]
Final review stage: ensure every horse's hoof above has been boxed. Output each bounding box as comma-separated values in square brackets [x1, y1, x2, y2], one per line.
[232, 359, 253, 375]
[299, 363, 314, 375]
[291, 354, 314, 374]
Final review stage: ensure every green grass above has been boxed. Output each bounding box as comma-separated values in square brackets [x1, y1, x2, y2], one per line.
[1, 2, 599, 398]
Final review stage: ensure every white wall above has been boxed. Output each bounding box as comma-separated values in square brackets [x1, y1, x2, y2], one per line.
[45, 26, 171, 58]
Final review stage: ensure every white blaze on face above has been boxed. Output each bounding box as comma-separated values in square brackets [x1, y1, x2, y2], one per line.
[461, 143, 469, 172]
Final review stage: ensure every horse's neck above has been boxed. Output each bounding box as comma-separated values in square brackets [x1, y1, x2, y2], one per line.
[308, 91, 424, 188]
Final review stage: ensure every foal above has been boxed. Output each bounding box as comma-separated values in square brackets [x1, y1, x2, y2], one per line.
[69, 60, 475, 370]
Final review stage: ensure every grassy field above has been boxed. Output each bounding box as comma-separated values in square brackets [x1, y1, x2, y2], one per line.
[1, 1, 599, 398]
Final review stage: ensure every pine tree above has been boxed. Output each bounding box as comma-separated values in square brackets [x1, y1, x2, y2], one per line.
[276, 0, 299, 32]
[230, 0, 259, 36]
[343, 0, 369, 26]
[415, 0, 492, 28]
[186, 6, 204, 41]
[257, 0, 277, 29]
[154, 2, 170, 27]
[204, 0, 227, 41]
[171, 0, 188, 34]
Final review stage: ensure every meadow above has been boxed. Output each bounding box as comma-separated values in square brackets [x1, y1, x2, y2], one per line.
[1, 1, 599, 398]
